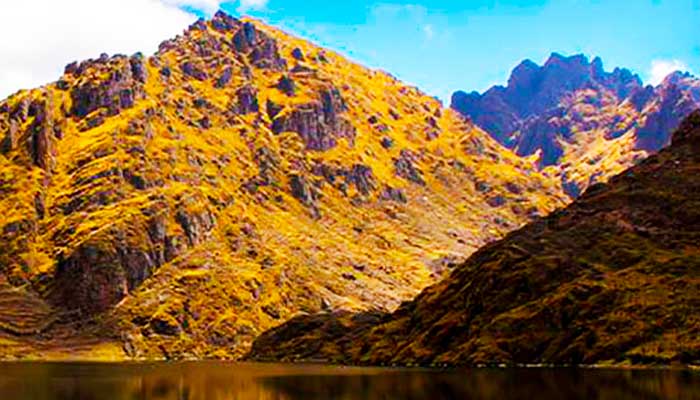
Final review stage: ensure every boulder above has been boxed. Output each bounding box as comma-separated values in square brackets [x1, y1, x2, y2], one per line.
[291, 48, 305, 61]
[276, 75, 296, 96]
[181, 61, 208, 81]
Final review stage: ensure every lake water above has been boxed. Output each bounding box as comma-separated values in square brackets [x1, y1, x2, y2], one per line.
[0, 362, 698, 399]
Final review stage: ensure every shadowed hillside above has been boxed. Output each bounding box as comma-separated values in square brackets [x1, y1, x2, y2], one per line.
[249, 111, 700, 367]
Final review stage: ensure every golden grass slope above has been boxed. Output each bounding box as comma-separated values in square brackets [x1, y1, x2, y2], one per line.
[0, 12, 565, 360]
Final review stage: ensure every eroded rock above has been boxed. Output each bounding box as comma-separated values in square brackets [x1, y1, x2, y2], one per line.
[232, 85, 260, 114]
[394, 149, 425, 185]
[271, 86, 356, 151]
[52, 207, 215, 315]
[68, 55, 147, 124]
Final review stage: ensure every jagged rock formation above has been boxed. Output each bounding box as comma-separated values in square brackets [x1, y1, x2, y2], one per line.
[452, 53, 700, 198]
[249, 111, 700, 367]
[0, 12, 565, 360]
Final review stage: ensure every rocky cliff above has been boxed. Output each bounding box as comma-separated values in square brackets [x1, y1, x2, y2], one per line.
[0, 12, 565, 360]
[249, 111, 700, 367]
[452, 54, 700, 198]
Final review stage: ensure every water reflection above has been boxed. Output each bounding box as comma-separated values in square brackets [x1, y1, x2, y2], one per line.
[0, 362, 698, 400]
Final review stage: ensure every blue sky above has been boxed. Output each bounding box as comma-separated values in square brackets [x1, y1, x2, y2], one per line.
[212, 0, 700, 102]
[0, 0, 697, 101]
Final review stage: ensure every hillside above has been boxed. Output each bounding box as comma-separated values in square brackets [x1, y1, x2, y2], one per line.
[452, 53, 700, 198]
[249, 111, 700, 367]
[0, 12, 565, 360]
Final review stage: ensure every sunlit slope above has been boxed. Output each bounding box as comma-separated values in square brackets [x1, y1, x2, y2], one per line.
[0, 12, 564, 360]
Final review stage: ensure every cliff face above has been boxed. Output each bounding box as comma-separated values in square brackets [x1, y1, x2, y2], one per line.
[0, 12, 565, 360]
[452, 54, 700, 198]
[249, 111, 700, 367]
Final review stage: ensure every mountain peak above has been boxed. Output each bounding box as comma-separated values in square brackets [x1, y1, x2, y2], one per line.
[544, 52, 588, 67]
[451, 53, 698, 197]
[514, 58, 539, 69]
[507, 59, 540, 90]
[211, 10, 242, 29]
[662, 70, 695, 86]
[591, 56, 605, 77]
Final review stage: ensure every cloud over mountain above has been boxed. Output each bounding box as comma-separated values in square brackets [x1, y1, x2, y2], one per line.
[649, 59, 690, 86]
[0, 0, 238, 98]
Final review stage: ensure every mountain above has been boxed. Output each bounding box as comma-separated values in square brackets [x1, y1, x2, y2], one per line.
[452, 53, 700, 198]
[249, 111, 700, 367]
[0, 12, 565, 360]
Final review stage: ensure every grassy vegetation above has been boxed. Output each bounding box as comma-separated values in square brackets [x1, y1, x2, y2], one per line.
[0, 13, 566, 360]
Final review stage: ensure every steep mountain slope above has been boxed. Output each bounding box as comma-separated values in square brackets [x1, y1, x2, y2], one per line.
[0, 12, 565, 360]
[249, 111, 700, 367]
[452, 54, 700, 197]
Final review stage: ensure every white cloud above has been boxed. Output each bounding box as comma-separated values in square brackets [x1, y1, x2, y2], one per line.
[648, 59, 689, 86]
[0, 0, 240, 99]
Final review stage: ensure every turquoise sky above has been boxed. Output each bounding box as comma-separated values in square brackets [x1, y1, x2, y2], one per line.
[214, 1, 698, 101]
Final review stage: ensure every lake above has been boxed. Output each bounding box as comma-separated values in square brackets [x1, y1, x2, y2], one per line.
[0, 362, 698, 399]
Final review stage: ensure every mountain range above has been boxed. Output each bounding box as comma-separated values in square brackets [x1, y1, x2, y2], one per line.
[0, 11, 698, 366]
[452, 53, 700, 197]
[0, 12, 564, 360]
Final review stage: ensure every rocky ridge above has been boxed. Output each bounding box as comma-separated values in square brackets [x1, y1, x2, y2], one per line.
[452, 54, 700, 197]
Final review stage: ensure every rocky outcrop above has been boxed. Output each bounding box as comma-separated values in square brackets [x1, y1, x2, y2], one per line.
[514, 111, 565, 167]
[276, 75, 296, 96]
[380, 186, 407, 203]
[271, 86, 356, 150]
[451, 89, 518, 146]
[231, 85, 259, 115]
[157, 12, 286, 79]
[0, 93, 60, 171]
[175, 208, 216, 247]
[291, 48, 305, 61]
[181, 61, 208, 81]
[394, 149, 425, 185]
[289, 174, 315, 206]
[67, 54, 147, 125]
[53, 242, 134, 315]
[53, 207, 215, 315]
[27, 100, 56, 171]
[225, 14, 286, 71]
[215, 67, 233, 88]
[346, 164, 375, 196]
[311, 163, 377, 197]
